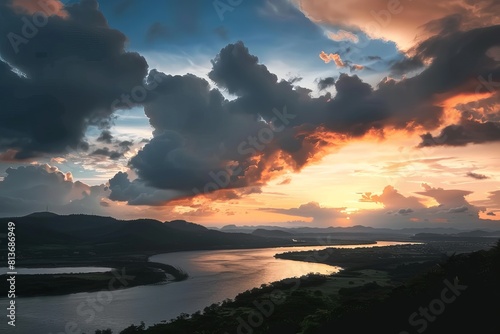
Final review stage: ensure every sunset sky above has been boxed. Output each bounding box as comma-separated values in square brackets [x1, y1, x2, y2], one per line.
[0, 0, 499, 228]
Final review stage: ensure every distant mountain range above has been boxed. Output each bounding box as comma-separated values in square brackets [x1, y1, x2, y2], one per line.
[2, 213, 499, 259]
[0, 213, 290, 256]
[221, 224, 500, 237]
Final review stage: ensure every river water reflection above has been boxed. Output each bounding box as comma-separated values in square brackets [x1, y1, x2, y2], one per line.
[0, 241, 412, 333]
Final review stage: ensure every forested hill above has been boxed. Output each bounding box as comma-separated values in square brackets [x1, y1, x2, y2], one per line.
[0, 213, 289, 256]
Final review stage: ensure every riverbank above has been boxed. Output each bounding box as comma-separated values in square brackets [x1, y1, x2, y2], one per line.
[106, 239, 498, 334]
[1, 239, 377, 297]
[0, 260, 188, 297]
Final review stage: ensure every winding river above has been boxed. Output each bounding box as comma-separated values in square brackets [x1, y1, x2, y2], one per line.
[0, 241, 411, 333]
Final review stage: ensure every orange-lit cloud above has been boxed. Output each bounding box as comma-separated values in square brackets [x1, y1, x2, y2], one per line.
[359, 185, 424, 210]
[50, 157, 67, 164]
[259, 201, 348, 226]
[319, 51, 345, 67]
[319, 51, 365, 72]
[10, 0, 68, 18]
[473, 191, 500, 221]
[327, 30, 359, 43]
[293, 0, 500, 50]
[350, 64, 364, 71]
[438, 91, 496, 127]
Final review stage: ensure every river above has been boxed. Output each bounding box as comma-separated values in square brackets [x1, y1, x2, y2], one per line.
[0, 241, 411, 333]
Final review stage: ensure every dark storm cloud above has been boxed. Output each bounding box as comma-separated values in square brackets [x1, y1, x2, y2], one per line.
[0, 0, 148, 159]
[315, 27, 498, 136]
[420, 14, 463, 37]
[0, 1, 498, 208]
[317, 77, 335, 90]
[393, 21, 500, 78]
[466, 172, 489, 180]
[90, 147, 123, 160]
[96, 130, 113, 144]
[123, 43, 333, 197]
[108, 171, 187, 206]
[126, 67, 291, 197]
[419, 119, 500, 147]
[390, 57, 424, 76]
[397, 208, 414, 215]
[206, 42, 385, 138]
[117, 30, 500, 201]
[447, 205, 469, 213]
[287, 76, 302, 84]
[118, 140, 133, 150]
[90, 137, 133, 160]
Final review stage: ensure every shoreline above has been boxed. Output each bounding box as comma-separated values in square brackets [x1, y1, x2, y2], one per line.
[0, 239, 402, 298]
[0, 260, 188, 298]
[4, 238, 380, 265]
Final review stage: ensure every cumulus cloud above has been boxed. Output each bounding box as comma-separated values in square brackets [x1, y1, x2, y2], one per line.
[360, 185, 424, 210]
[419, 119, 500, 147]
[108, 171, 187, 206]
[96, 130, 114, 144]
[0, 164, 108, 216]
[1, 1, 499, 223]
[326, 30, 359, 43]
[114, 29, 499, 204]
[90, 147, 124, 160]
[259, 201, 347, 225]
[293, 0, 500, 50]
[354, 184, 491, 228]
[416, 183, 472, 208]
[262, 184, 492, 228]
[473, 190, 500, 212]
[0, 0, 148, 159]
[122, 43, 336, 197]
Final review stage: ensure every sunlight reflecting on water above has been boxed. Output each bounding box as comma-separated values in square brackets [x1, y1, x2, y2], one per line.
[2, 241, 415, 334]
